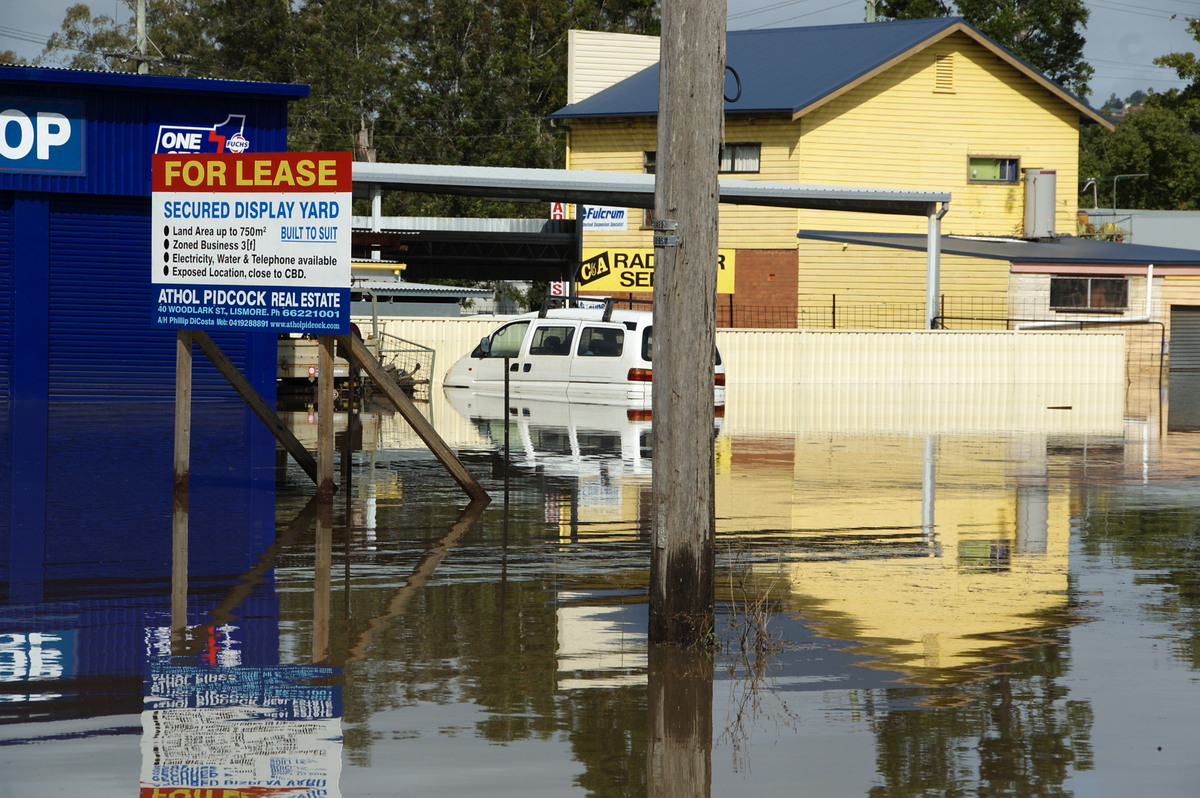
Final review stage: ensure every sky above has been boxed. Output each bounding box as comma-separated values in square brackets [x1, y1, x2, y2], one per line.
[1, 0, 1197, 103]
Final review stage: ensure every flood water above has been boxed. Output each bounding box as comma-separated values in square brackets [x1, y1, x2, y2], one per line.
[3, 383, 1200, 797]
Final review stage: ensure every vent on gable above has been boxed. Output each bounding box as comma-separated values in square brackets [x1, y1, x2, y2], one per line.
[934, 53, 955, 93]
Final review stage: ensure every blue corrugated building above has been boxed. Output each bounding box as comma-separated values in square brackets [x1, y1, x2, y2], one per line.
[0, 65, 308, 402]
[1, 67, 308, 606]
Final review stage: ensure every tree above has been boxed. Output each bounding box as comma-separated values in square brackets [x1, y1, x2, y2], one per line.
[38, 1, 214, 75]
[376, 0, 660, 216]
[1079, 105, 1200, 210]
[1099, 92, 1122, 115]
[285, 0, 407, 159]
[0, 50, 28, 65]
[1154, 18, 1200, 106]
[1080, 17, 1200, 211]
[37, 1, 659, 218]
[878, 0, 1094, 99]
[877, 1, 953, 19]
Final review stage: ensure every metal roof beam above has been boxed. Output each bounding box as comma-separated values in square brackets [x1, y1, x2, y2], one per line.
[353, 163, 950, 217]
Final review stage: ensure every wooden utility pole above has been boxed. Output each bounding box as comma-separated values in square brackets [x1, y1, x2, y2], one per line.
[649, 0, 726, 645]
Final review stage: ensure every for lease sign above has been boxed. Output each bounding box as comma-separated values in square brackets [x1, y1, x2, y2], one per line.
[151, 152, 351, 333]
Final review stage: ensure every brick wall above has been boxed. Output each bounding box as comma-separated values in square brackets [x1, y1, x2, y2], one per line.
[726, 249, 798, 328]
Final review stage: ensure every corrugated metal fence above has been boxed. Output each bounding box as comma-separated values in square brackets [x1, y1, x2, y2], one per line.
[357, 317, 1133, 436]
[360, 316, 1127, 389]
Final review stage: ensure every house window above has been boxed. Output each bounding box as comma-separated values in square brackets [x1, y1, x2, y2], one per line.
[1049, 276, 1129, 312]
[642, 144, 760, 225]
[719, 143, 761, 173]
[643, 143, 761, 175]
[968, 156, 1019, 183]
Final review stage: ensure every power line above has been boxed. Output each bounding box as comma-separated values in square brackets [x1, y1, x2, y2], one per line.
[729, 0, 859, 29]
[0, 25, 52, 49]
[1088, 0, 1196, 21]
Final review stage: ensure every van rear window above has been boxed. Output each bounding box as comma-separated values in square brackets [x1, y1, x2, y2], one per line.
[529, 325, 574, 355]
[578, 327, 624, 357]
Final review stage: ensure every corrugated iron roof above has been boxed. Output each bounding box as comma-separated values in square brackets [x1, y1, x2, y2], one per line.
[551, 18, 1108, 126]
[351, 280, 492, 297]
[798, 230, 1200, 266]
[0, 63, 309, 97]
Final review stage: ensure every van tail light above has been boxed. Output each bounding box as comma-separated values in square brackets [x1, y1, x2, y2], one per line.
[627, 408, 653, 421]
[627, 368, 653, 382]
[714, 405, 725, 418]
[714, 373, 725, 387]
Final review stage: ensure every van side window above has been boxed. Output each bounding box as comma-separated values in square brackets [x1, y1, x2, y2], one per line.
[485, 321, 529, 357]
[528, 325, 574, 355]
[642, 326, 653, 362]
[578, 326, 624, 357]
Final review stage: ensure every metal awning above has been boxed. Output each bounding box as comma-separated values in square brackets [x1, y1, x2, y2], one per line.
[353, 163, 950, 216]
[351, 162, 952, 327]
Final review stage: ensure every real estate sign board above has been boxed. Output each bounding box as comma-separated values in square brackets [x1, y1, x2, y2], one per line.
[151, 152, 352, 334]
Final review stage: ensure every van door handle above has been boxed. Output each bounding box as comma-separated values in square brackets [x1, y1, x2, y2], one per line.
[522, 363, 532, 372]
[509, 362, 520, 372]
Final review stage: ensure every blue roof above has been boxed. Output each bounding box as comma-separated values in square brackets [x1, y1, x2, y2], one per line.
[552, 17, 1102, 122]
[0, 64, 309, 98]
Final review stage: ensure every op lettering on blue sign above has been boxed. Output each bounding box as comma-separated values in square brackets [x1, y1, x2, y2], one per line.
[0, 98, 85, 175]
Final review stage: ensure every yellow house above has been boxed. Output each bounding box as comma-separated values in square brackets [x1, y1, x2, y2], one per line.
[551, 18, 1140, 329]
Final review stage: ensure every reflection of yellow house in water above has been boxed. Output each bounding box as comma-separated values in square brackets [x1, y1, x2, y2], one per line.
[735, 434, 1073, 687]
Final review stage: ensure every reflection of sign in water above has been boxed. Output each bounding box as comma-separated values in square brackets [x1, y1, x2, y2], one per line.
[141, 652, 342, 798]
[0, 630, 75, 702]
[556, 590, 647, 689]
[580, 248, 735, 294]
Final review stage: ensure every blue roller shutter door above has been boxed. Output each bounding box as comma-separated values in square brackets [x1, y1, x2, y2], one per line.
[0, 195, 11, 400]
[47, 196, 252, 399]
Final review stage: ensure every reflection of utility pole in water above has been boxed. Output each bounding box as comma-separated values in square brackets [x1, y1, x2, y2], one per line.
[921, 435, 939, 555]
[647, 645, 713, 797]
[172, 331, 192, 654]
[313, 502, 333, 663]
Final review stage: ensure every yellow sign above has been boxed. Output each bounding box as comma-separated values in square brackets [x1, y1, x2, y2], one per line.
[580, 248, 735, 294]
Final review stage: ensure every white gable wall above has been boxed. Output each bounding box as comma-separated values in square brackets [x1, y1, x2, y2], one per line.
[567, 30, 661, 105]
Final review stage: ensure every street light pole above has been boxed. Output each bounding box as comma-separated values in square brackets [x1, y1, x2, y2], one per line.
[1112, 173, 1148, 213]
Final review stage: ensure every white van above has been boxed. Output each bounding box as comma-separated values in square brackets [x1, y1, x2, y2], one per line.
[443, 302, 725, 407]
